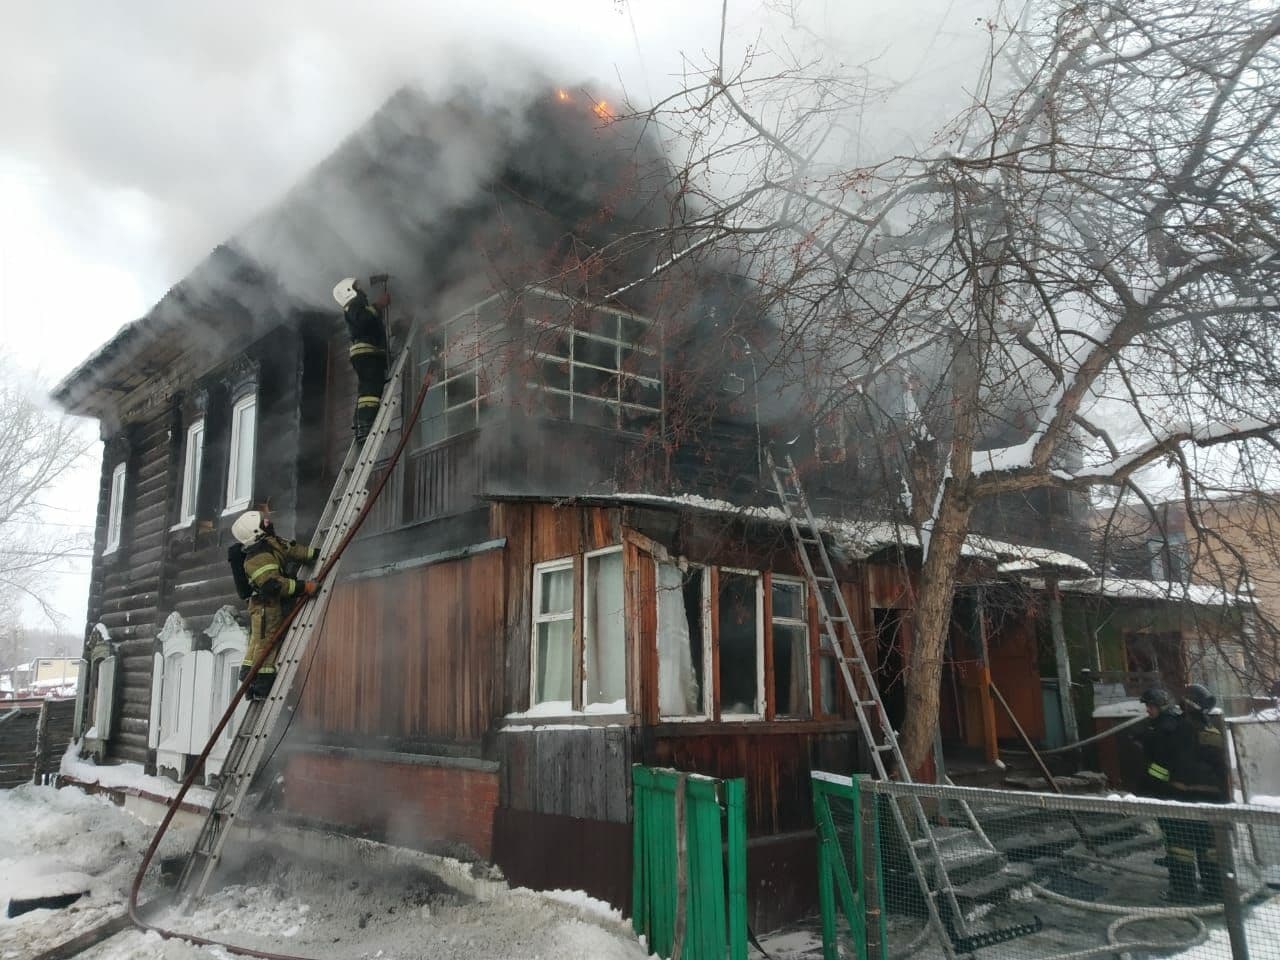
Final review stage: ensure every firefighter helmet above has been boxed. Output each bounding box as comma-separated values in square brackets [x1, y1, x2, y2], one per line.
[232, 510, 271, 546]
[1184, 683, 1217, 713]
[1140, 687, 1171, 708]
[332, 277, 360, 308]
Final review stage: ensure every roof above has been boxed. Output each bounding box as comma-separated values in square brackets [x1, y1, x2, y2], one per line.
[555, 491, 1093, 574]
[1057, 576, 1245, 607]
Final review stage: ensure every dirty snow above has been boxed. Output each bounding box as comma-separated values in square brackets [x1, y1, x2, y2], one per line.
[0, 783, 651, 960]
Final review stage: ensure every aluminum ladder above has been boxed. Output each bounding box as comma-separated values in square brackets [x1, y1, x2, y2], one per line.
[176, 325, 418, 905]
[766, 450, 1024, 958]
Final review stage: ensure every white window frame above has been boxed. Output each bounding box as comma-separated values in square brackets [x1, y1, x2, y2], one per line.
[530, 557, 576, 709]
[716, 567, 765, 721]
[770, 575, 812, 719]
[656, 560, 711, 721]
[582, 545, 627, 713]
[104, 461, 126, 554]
[174, 418, 205, 527]
[224, 394, 257, 513]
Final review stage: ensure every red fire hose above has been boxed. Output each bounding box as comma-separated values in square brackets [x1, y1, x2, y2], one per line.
[126, 358, 436, 959]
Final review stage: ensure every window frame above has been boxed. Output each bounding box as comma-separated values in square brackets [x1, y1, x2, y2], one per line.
[768, 574, 812, 720]
[655, 560, 711, 721]
[416, 294, 504, 450]
[530, 557, 577, 710]
[175, 418, 205, 527]
[713, 567, 765, 721]
[582, 545, 627, 712]
[224, 393, 257, 513]
[104, 461, 126, 555]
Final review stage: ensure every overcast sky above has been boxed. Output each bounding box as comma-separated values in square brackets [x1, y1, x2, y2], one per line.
[0, 0, 1005, 632]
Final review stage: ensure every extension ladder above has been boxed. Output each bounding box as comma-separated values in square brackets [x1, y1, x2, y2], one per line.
[767, 450, 1022, 958]
[176, 326, 419, 905]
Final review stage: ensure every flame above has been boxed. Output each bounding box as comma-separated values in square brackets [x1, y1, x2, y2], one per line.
[593, 99, 613, 120]
[556, 89, 570, 102]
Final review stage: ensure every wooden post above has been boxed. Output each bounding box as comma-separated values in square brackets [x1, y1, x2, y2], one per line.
[975, 589, 1000, 764]
[1046, 577, 1079, 743]
[31, 700, 51, 785]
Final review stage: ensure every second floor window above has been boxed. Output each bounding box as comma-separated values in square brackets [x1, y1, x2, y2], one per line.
[104, 462, 126, 554]
[225, 394, 257, 511]
[178, 419, 204, 525]
[418, 298, 503, 448]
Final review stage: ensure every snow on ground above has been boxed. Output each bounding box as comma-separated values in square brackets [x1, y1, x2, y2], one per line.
[0, 783, 652, 960]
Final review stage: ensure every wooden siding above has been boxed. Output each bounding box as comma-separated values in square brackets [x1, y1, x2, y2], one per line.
[497, 726, 631, 822]
[296, 549, 505, 745]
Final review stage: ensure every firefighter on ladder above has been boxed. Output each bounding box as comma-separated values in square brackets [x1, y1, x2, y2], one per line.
[332, 277, 388, 443]
[231, 510, 319, 700]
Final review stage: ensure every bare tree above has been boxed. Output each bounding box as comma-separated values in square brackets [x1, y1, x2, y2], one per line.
[0, 361, 93, 632]
[609, 0, 1280, 771]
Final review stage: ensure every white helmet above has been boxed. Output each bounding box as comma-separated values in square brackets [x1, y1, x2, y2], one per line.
[232, 510, 270, 546]
[332, 277, 360, 308]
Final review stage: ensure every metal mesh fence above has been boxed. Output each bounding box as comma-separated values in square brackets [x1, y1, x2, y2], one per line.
[814, 773, 1280, 960]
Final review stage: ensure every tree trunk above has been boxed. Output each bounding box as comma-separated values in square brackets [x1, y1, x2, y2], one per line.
[899, 481, 973, 775]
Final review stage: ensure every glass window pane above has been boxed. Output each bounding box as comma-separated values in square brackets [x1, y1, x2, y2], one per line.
[820, 657, 837, 714]
[535, 620, 573, 703]
[584, 551, 625, 707]
[576, 335, 617, 370]
[773, 623, 810, 717]
[658, 562, 704, 717]
[539, 566, 573, 615]
[230, 399, 256, 503]
[718, 572, 759, 715]
[772, 581, 805, 621]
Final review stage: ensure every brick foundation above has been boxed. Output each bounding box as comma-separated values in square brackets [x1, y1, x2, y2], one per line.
[283, 750, 498, 860]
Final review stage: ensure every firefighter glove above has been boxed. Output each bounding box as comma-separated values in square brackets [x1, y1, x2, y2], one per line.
[302, 580, 321, 597]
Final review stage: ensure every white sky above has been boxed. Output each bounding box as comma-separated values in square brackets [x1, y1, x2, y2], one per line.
[0, 0, 1005, 631]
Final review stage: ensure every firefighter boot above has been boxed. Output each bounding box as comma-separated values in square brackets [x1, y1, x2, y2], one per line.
[1164, 860, 1201, 904]
[1198, 852, 1224, 901]
[249, 668, 276, 701]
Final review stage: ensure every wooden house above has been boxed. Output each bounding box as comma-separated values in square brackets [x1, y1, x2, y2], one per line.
[53, 86, 1091, 929]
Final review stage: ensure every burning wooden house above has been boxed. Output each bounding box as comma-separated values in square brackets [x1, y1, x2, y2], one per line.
[53, 85, 1091, 929]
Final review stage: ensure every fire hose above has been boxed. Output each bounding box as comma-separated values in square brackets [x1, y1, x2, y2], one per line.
[125, 355, 436, 960]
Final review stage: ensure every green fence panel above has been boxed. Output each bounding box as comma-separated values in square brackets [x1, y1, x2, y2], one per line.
[631, 765, 747, 960]
[812, 773, 879, 960]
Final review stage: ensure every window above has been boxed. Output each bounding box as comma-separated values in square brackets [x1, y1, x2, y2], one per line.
[657, 562, 707, 717]
[771, 577, 811, 718]
[1147, 539, 1166, 580]
[815, 585, 843, 715]
[177, 419, 204, 525]
[584, 548, 626, 708]
[418, 298, 503, 448]
[104, 462, 126, 554]
[526, 291, 661, 433]
[225, 394, 257, 511]
[1167, 531, 1189, 583]
[717, 571, 762, 717]
[531, 559, 575, 706]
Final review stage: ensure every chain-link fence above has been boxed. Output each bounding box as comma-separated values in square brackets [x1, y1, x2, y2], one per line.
[814, 773, 1280, 960]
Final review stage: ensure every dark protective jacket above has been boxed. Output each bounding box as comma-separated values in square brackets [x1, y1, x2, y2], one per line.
[1136, 705, 1185, 798]
[343, 290, 387, 359]
[1174, 713, 1230, 803]
[242, 534, 317, 604]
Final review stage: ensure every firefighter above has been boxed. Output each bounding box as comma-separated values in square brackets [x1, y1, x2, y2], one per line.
[231, 510, 319, 701]
[1171, 683, 1228, 899]
[1136, 687, 1201, 903]
[332, 277, 388, 443]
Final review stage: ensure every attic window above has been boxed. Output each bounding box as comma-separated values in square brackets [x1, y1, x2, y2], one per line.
[104, 462, 126, 554]
[526, 292, 661, 433]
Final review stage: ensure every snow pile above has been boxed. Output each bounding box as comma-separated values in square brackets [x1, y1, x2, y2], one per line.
[0, 783, 195, 958]
[1059, 577, 1243, 607]
[59, 740, 216, 808]
[0, 783, 651, 960]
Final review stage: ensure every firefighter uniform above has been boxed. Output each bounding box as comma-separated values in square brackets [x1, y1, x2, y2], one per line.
[1171, 690, 1229, 900]
[342, 289, 388, 441]
[1137, 691, 1202, 903]
[240, 534, 319, 695]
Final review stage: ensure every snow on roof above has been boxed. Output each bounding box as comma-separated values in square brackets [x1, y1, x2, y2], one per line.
[604, 493, 1092, 573]
[1059, 577, 1244, 607]
[1093, 698, 1147, 718]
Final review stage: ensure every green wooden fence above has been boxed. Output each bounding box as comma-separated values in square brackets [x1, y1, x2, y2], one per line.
[631, 765, 747, 960]
[812, 773, 884, 960]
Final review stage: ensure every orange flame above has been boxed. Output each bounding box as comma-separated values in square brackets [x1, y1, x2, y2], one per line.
[593, 99, 613, 120]
[556, 89, 570, 102]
